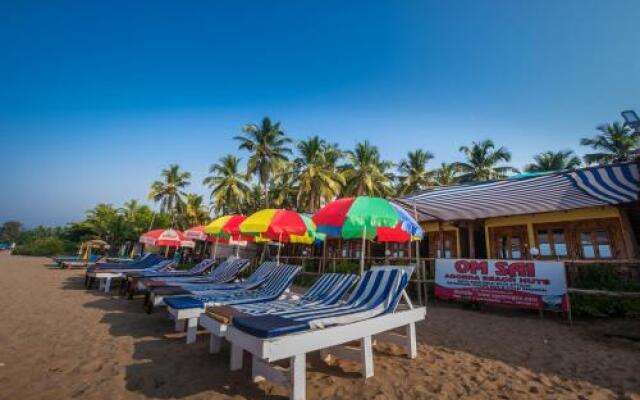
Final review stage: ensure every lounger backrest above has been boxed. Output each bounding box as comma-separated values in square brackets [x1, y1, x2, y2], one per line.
[371, 265, 414, 312]
[188, 258, 216, 274]
[208, 258, 250, 283]
[256, 264, 301, 296]
[344, 268, 408, 310]
[244, 261, 279, 285]
[301, 273, 359, 304]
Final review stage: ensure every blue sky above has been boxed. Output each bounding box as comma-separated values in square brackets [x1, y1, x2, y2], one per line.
[1, 0, 639, 227]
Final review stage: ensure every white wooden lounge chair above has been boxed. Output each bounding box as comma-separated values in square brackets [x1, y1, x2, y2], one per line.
[163, 264, 301, 344]
[200, 272, 358, 354]
[144, 260, 274, 312]
[87, 259, 173, 293]
[223, 266, 426, 400]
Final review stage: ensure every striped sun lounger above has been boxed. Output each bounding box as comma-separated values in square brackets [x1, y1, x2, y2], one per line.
[124, 258, 217, 297]
[144, 260, 273, 312]
[200, 273, 358, 354]
[224, 266, 426, 400]
[87, 259, 174, 293]
[164, 264, 301, 344]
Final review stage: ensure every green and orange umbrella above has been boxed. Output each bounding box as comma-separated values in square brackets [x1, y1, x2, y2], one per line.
[312, 196, 423, 274]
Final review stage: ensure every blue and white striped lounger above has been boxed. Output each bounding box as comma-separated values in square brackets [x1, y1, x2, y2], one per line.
[88, 259, 174, 293]
[200, 273, 359, 353]
[125, 258, 217, 297]
[224, 266, 427, 400]
[164, 264, 301, 344]
[144, 260, 270, 311]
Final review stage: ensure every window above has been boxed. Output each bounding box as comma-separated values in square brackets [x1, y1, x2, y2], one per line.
[537, 230, 552, 256]
[511, 237, 522, 259]
[580, 230, 613, 259]
[498, 235, 523, 259]
[536, 227, 568, 258]
[553, 229, 568, 256]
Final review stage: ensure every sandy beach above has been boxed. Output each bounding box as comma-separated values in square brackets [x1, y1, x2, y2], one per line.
[0, 253, 639, 400]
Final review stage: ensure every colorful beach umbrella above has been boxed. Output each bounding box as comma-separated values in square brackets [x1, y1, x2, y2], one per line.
[139, 229, 195, 253]
[184, 226, 213, 242]
[203, 215, 251, 259]
[288, 215, 326, 245]
[312, 196, 423, 274]
[240, 209, 313, 263]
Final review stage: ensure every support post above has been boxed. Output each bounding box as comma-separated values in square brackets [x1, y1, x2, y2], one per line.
[209, 334, 222, 353]
[186, 318, 198, 344]
[360, 336, 374, 378]
[230, 344, 243, 371]
[290, 354, 306, 400]
[468, 221, 476, 258]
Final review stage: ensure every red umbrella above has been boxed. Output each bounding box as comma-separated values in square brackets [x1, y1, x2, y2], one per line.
[139, 228, 195, 249]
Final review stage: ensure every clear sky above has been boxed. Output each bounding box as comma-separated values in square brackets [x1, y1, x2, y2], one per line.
[1, 0, 639, 227]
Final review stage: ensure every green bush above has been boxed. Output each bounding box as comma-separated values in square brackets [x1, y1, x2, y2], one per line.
[13, 237, 66, 257]
[572, 264, 640, 292]
[570, 292, 640, 318]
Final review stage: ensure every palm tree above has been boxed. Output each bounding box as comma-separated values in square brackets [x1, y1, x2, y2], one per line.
[270, 161, 299, 209]
[342, 141, 394, 197]
[180, 193, 210, 228]
[433, 163, 460, 186]
[203, 155, 250, 215]
[234, 117, 293, 207]
[295, 136, 346, 212]
[580, 122, 640, 164]
[148, 164, 191, 222]
[456, 140, 518, 182]
[240, 184, 265, 215]
[397, 149, 435, 195]
[525, 150, 581, 172]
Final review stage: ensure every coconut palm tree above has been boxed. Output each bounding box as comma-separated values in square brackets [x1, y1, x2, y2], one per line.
[203, 155, 250, 215]
[397, 149, 435, 195]
[295, 136, 345, 212]
[456, 140, 518, 182]
[342, 141, 394, 197]
[580, 122, 640, 164]
[240, 184, 264, 215]
[433, 163, 460, 186]
[234, 117, 292, 207]
[525, 150, 581, 172]
[270, 161, 299, 210]
[180, 193, 210, 228]
[148, 164, 191, 222]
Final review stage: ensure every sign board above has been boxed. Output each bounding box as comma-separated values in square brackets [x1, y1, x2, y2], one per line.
[435, 259, 568, 311]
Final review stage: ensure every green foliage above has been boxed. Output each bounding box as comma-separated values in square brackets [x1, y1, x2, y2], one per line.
[580, 121, 640, 165]
[13, 237, 66, 256]
[571, 264, 640, 292]
[570, 293, 640, 318]
[0, 220, 22, 242]
[332, 261, 360, 274]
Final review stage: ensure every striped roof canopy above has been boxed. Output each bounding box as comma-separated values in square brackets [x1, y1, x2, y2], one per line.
[395, 162, 640, 222]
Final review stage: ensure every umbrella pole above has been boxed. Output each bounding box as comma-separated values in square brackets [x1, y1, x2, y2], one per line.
[164, 246, 169, 257]
[213, 239, 218, 262]
[360, 226, 367, 276]
[413, 202, 424, 307]
[276, 233, 282, 265]
[235, 244, 240, 257]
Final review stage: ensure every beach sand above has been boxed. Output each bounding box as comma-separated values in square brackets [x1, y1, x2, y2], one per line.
[0, 253, 639, 400]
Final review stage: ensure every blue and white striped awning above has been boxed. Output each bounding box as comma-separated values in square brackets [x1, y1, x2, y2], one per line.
[395, 162, 640, 222]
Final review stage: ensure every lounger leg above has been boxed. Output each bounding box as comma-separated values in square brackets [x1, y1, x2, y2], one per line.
[209, 334, 222, 353]
[230, 344, 243, 371]
[104, 277, 111, 293]
[98, 279, 104, 291]
[405, 322, 417, 359]
[174, 319, 185, 332]
[360, 336, 374, 378]
[290, 354, 306, 400]
[185, 318, 198, 344]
